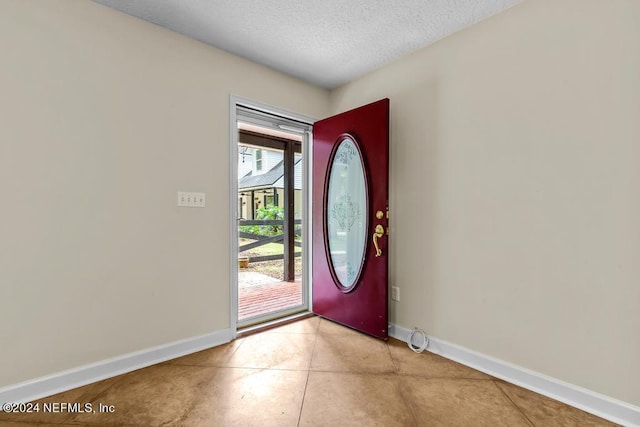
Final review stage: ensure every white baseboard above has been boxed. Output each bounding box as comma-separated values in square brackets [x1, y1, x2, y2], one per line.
[0, 328, 232, 406]
[389, 323, 640, 427]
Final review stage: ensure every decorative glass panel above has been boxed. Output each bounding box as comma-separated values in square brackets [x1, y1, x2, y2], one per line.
[326, 137, 367, 289]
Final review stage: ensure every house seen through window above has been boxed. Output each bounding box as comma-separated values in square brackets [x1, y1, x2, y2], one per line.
[255, 149, 263, 172]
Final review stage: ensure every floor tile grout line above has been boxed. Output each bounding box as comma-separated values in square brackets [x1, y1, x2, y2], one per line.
[62, 374, 131, 425]
[386, 340, 421, 425]
[395, 374, 421, 426]
[297, 322, 320, 426]
[395, 374, 495, 381]
[308, 369, 397, 377]
[493, 380, 536, 427]
[205, 365, 313, 373]
[385, 339, 401, 374]
[307, 322, 321, 372]
[296, 369, 312, 426]
[232, 334, 249, 354]
[168, 333, 249, 368]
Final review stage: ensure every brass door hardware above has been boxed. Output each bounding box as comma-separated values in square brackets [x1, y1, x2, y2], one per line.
[373, 224, 384, 257]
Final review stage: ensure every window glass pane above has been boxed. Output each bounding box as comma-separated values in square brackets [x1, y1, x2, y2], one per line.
[326, 137, 367, 288]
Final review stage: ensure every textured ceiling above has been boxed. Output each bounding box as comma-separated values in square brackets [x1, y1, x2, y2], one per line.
[92, 0, 521, 89]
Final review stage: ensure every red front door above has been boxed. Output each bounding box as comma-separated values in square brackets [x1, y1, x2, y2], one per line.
[312, 99, 389, 339]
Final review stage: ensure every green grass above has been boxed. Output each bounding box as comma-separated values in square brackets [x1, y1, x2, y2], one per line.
[251, 242, 283, 256]
[238, 238, 302, 281]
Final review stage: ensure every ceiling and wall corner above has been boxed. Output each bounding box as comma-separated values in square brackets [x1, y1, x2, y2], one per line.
[91, 0, 522, 89]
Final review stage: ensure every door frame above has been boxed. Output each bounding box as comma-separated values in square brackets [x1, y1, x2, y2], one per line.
[228, 95, 316, 337]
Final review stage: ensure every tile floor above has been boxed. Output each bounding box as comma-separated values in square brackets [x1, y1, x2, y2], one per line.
[0, 317, 616, 426]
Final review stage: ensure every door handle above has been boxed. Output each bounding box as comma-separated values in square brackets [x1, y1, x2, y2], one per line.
[373, 224, 384, 257]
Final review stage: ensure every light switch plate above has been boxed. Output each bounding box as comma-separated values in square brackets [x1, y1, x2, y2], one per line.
[178, 191, 206, 207]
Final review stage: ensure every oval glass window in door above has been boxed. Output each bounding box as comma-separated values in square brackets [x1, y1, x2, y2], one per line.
[326, 135, 368, 290]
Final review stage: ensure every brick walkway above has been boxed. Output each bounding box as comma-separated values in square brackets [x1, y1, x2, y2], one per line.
[238, 272, 302, 320]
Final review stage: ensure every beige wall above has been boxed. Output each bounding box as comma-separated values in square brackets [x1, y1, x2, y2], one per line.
[0, 0, 329, 387]
[331, 0, 640, 406]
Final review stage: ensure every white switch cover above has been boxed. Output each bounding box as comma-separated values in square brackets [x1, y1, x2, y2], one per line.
[178, 192, 206, 207]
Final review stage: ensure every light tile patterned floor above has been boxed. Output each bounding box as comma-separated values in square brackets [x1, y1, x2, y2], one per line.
[0, 317, 617, 426]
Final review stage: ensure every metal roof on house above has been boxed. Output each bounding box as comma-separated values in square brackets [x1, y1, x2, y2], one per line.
[239, 158, 302, 191]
